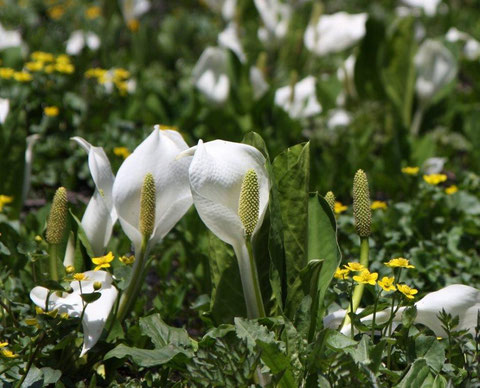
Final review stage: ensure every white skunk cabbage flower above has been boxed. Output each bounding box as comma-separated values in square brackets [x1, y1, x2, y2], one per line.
[325, 284, 480, 337]
[446, 27, 480, 61]
[22, 134, 41, 204]
[66, 30, 100, 55]
[119, 0, 150, 23]
[336, 54, 357, 106]
[193, 47, 230, 105]
[203, 0, 237, 21]
[401, 0, 440, 16]
[250, 66, 269, 100]
[0, 98, 9, 124]
[274, 76, 322, 119]
[327, 109, 352, 129]
[30, 270, 118, 357]
[218, 23, 246, 63]
[72, 137, 117, 257]
[254, 0, 292, 45]
[304, 12, 367, 56]
[112, 127, 192, 253]
[415, 40, 456, 103]
[0, 22, 22, 50]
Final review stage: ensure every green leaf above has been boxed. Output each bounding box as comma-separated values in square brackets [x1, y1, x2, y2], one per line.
[139, 314, 191, 348]
[325, 329, 357, 350]
[81, 292, 101, 304]
[381, 17, 416, 127]
[396, 358, 431, 388]
[234, 317, 275, 351]
[242, 132, 270, 161]
[415, 336, 446, 373]
[69, 211, 95, 260]
[104, 344, 191, 367]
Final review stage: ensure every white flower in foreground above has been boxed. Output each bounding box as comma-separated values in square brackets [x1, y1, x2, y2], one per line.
[30, 271, 118, 356]
[0, 22, 22, 50]
[401, 0, 440, 16]
[0, 98, 9, 124]
[112, 127, 192, 253]
[414, 39, 456, 104]
[66, 31, 101, 55]
[120, 0, 150, 23]
[325, 284, 480, 337]
[250, 66, 269, 100]
[72, 137, 117, 256]
[275, 76, 322, 119]
[255, 0, 292, 44]
[218, 23, 246, 63]
[193, 47, 230, 105]
[203, 0, 237, 20]
[304, 12, 367, 56]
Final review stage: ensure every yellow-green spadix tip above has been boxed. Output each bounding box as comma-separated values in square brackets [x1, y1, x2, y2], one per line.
[238, 169, 260, 238]
[353, 169, 371, 237]
[46, 187, 68, 245]
[324, 191, 335, 213]
[139, 173, 156, 238]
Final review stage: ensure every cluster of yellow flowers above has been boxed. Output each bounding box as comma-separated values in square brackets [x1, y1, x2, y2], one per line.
[334, 200, 388, 215]
[85, 67, 133, 95]
[403, 166, 458, 195]
[87, 251, 135, 271]
[335, 257, 418, 299]
[0, 341, 17, 359]
[26, 51, 74, 74]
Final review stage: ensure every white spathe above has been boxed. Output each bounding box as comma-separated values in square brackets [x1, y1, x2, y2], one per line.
[250, 66, 269, 100]
[30, 271, 118, 357]
[324, 284, 480, 337]
[414, 39, 456, 103]
[193, 47, 230, 105]
[337, 54, 357, 106]
[72, 137, 117, 257]
[218, 23, 246, 63]
[327, 109, 352, 129]
[112, 127, 192, 252]
[255, 0, 292, 44]
[120, 0, 150, 22]
[304, 12, 367, 56]
[401, 0, 440, 16]
[446, 28, 480, 61]
[66, 30, 100, 55]
[0, 98, 9, 124]
[203, 0, 237, 20]
[0, 22, 22, 50]
[274, 76, 322, 119]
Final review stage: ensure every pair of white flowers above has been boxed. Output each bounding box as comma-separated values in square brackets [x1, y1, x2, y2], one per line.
[31, 126, 270, 355]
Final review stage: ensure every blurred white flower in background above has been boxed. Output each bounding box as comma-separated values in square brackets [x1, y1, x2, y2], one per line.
[218, 23, 246, 63]
[304, 12, 367, 56]
[336, 54, 357, 106]
[202, 0, 237, 20]
[193, 47, 230, 105]
[401, 0, 440, 16]
[275, 76, 322, 119]
[0, 98, 9, 124]
[255, 0, 292, 45]
[414, 39, 456, 104]
[66, 31, 100, 55]
[119, 0, 150, 25]
[0, 22, 22, 50]
[250, 67, 269, 100]
[423, 157, 447, 175]
[446, 27, 480, 61]
[327, 109, 352, 130]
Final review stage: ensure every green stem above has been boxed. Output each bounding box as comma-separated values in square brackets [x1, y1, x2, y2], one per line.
[15, 333, 44, 388]
[410, 104, 425, 137]
[307, 264, 321, 342]
[371, 289, 382, 339]
[234, 240, 265, 319]
[341, 237, 369, 331]
[48, 244, 60, 281]
[116, 237, 149, 322]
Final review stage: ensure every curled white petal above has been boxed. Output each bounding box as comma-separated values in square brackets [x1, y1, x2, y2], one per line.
[218, 23, 246, 63]
[0, 98, 10, 124]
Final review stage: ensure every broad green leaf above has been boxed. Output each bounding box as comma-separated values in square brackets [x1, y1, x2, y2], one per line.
[234, 317, 275, 351]
[396, 358, 431, 388]
[104, 344, 191, 367]
[325, 329, 357, 350]
[415, 336, 446, 374]
[381, 17, 416, 127]
[81, 292, 101, 304]
[256, 340, 297, 388]
[140, 314, 191, 348]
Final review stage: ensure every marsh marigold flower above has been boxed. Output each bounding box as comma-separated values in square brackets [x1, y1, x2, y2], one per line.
[92, 251, 114, 271]
[344, 262, 365, 272]
[445, 185, 458, 195]
[397, 284, 418, 299]
[44, 106, 59, 117]
[334, 201, 347, 214]
[13, 71, 32, 82]
[378, 276, 396, 292]
[353, 269, 378, 285]
[73, 273, 87, 281]
[113, 147, 131, 159]
[86, 5, 101, 19]
[334, 267, 350, 280]
[385, 257, 415, 269]
[371, 200, 387, 210]
[402, 166, 419, 175]
[0, 195, 13, 211]
[1, 349, 18, 358]
[119, 255, 135, 265]
[423, 174, 447, 185]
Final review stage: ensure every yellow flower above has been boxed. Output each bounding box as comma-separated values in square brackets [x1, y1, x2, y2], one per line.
[344, 262, 365, 272]
[0, 67, 15, 79]
[92, 251, 114, 271]
[384, 257, 415, 269]
[73, 273, 87, 281]
[65, 265, 75, 274]
[85, 5, 101, 19]
[25, 61, 44, 72]
[115, 80, 128, 95]
[353, 270, 378, 285]
[0, 195, 13, 211]
[44, 106, 59, 117]
[401, 166, 419, 175]
[44, 64, 56, 74]
[113, 147, 131, 159]
[371, 200, 387, 210]
[445, 185, 458, 195]
[113, 68, 130, 80]
[127, 19, 140, 32]
[0, 342, 8, 348]
[55, 63, 74, 74]
[48, 5, 65, 19]
[397, 284, 418, 299]
[378, 276, 396, 292]
[25, 317, 40, 327]
[334, 201, 348, 214]
[119, 255, 135, 265]
[31, 51, 54, 63]
[13, 71, 32, 82]
[1, 349, 18, 358]
[334, 267, 349, 280]
[423, 174, 447, 185]
[56, 55, 71, 65]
